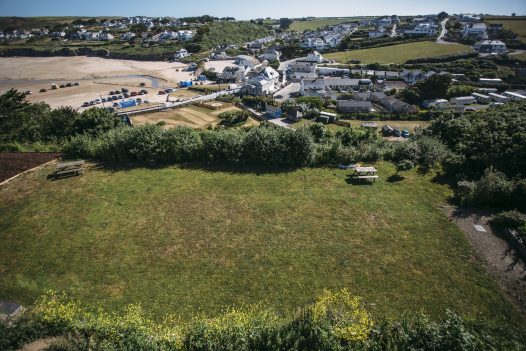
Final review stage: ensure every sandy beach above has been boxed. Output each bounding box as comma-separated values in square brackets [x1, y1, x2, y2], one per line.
[0, 56, 198, 109]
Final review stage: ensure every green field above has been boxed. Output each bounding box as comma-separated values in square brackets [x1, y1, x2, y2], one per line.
[325, 41, 471, 64]
[485, 19, 526, 41]
[291, 120, 430, 132]
[0, 162, 522, 325]
[289, 17, 373, 32]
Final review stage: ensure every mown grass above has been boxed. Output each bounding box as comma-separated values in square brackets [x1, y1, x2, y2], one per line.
[291, 18, 354, 32]
[325, 41, 471, 64]
[0, 163, 523, 325]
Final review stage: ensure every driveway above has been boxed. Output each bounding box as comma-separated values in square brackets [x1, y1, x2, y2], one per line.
[436, 18, 450, 44]
[390, 24, 397, 37]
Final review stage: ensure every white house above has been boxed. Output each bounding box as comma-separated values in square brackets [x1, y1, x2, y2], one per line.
[462, 23, 487, 39]
[235, 55, 262, 70]
[177, 30, 194, 41]
[471, 92, 491, 103]
[404, 23, 438, 36]
[99, 32, 114, 41]
[289, 61, 318, 80]
[304, 51, 324, 63]
[242, 66, 280, 96]
[259, 49, 281, 62]
[473, 40, 507, 54]
[174, 48, 190, 59]
[369, 26, 388, 38]
[121, 32, 136, 40]
[300, 77, 373, 95]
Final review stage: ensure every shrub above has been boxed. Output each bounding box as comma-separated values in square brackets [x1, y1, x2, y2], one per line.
[490, 210, 526, 230]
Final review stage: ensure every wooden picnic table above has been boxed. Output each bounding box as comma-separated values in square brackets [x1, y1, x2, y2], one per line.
[350, 166, 378, 182]
[352, 166, 377, 176]
[55, 160, 85, 177]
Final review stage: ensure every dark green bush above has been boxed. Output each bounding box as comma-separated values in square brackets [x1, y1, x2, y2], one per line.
[490, 210, 526, 230]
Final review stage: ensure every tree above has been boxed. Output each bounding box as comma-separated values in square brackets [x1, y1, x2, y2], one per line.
[437, 11, 449, 20]
[512, 13, 516, 17]
[130, 23, 148, 35]
[279, 18, 293, 30]
[416, 74, 452, 100]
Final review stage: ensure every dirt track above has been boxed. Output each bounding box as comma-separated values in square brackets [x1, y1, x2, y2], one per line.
[448, 206, 526, 314]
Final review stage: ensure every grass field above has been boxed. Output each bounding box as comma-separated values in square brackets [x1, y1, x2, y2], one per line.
[0, 162, 523, 325]
[132, 104, 258, 129]
[290, 18, 353, 32]
[325, 41, 471, 64]
[485, 19, 526, 42]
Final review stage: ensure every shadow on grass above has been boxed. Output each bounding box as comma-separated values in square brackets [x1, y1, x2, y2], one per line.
[88, 160, 301, 176]
[345, 175, 375, 186]
[387, 174, 404, 183]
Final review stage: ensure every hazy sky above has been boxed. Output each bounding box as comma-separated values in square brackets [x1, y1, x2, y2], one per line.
[0, 0, 524, 19]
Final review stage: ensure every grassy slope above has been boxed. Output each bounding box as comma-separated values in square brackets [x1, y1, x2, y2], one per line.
[325, 41, 471, 64]
[485, 19, 526, 41]
[199, 21, 270, 49]
[0, 16, 122, 31]
[0, 163, 522, 325]
[290, 17, 375, 32]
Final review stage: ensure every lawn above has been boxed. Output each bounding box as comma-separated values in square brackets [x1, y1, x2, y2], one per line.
[325, 41, 471, 64]
[485, 19, 526, 42]
[0, 162, 523, 326]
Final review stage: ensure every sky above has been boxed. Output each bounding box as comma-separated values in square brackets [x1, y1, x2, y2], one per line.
[0, 0, 524, 19]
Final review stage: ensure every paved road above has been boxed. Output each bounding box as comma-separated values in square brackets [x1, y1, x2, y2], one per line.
[273, 82, 301, 102]
[390, 24, 397, 38]
[436, 18, 450, 44]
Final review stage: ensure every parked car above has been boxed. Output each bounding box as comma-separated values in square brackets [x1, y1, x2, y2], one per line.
[66, 83, 72, 87]
[89, 101, 95, 106]
[112, 96, 118, 101]
[465, 107, 476, 112]
[123, 93, 130, 98]
[158, 90, 165, 95]
[121, 88, 129, 93]
[102, 98, 107, 103]
[109, 91, 115, 95]
[382, 125, 393, 136]
[143, 100, 149, 104]
[130, 91, 138, 97]
[51, 84, 58, 89]
[24, 90, 32, 95]
[140, 89, 148, 94]
[393, 129, 401, 137]
[114, 90, 121, 94]
[39, 88, 47, 93]
[113, 102, 119, 108]
[137, 91, 144, 95]
[118, 95, 123, 99]
[139, 82, 146, 87]
[165, 88, 173, 93]
[82, 102, 89, 107]
[401, 129, 410, 138]
[73, 82, 80, 86]
[136, 98, 142, 103]
[59, 84, 66, 88]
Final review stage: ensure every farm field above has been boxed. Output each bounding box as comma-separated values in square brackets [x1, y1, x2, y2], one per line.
[325, 41, 471, 64]
[290, 17, 373, 31]
[485, 19, 526, 42]
[0, 162, 523, 325]
[132, 104, 259, 129]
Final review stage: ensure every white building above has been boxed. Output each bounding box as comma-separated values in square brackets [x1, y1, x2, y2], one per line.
[235, 55, 262, 70]
[462, 23, 487, 39]
[503, 91, 526, 101]
[121, 32, 136, 40]
[99, 32, 114, 41]
[174, 48, 190, 59]
[404, 22, 438, 36]
[450, 96, 476, 105]
[473, 40, 507, 54]
[369, 26, 388, 38]
[259, 49, 281, 62]
[488, 93, 510, 103]
[289, 61, 318, 80]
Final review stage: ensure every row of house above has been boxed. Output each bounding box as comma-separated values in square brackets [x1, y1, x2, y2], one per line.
[337, 91, 417, 114]
[300, 23, 358, 51]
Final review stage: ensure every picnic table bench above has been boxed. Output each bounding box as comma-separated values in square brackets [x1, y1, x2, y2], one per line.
[350, 166, 378, 182]
[55, 160, 85, 177]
